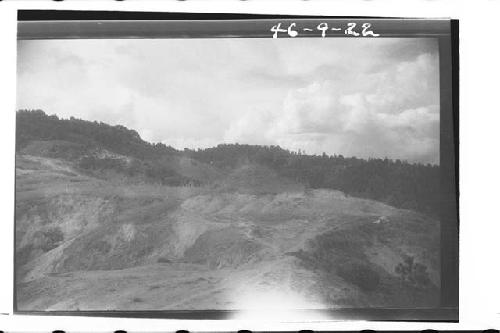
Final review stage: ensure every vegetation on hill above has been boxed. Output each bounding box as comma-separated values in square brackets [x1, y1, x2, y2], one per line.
[188, 145, 440, 217]
[16, 109, 178, 159]
[16, 110, 440, 217]
[16, 110, 193, 186]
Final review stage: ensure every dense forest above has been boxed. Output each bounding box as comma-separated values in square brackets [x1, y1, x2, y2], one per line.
[16, 110, 440, 218]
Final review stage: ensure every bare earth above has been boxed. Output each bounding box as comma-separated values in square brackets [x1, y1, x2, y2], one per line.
[15, 154, 440, 311]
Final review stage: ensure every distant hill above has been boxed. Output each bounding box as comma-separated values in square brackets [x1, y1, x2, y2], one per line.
[16, 110, 205, 186]
[16, 110, 440, 217]
[16, 109, 177, 159]
[188, 144, 440, 217]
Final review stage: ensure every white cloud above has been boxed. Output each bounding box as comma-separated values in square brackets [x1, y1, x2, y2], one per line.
[17, 38, 440, 164]
[225, 49, 439, 164]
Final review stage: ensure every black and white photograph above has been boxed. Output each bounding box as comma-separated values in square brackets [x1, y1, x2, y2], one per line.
[13, 15, 457, 321]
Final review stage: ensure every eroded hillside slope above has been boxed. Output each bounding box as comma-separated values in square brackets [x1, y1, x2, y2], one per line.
[16, 153, 439, 311]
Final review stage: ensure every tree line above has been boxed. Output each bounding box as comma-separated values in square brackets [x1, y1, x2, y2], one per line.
[186, 144, 440, 217]
[16, 110, 440, 217]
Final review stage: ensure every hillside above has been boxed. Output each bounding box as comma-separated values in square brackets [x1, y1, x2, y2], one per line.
[15, 110, 441, 311]
[17, 110, 440, 217]
[188, 144, 440, 218]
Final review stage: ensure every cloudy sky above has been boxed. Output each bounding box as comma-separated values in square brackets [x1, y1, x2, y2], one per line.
[17, 38, 440, 164]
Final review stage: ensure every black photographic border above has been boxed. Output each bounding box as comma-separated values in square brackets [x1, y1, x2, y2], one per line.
[14, 10, 459, 322]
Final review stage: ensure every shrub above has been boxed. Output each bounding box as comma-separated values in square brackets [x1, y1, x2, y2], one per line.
[33, 226, 64, 252]
[79, 156, 126, 172]
[45, 227, 64, 248]
[337, 261, 380, 292]
[157, 256, 172, 263]
[395, 255, 431, 288]
[91, 239, 111, 254]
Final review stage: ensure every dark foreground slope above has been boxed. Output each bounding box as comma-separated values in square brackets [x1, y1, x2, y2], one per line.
[15, 110, 440, 311]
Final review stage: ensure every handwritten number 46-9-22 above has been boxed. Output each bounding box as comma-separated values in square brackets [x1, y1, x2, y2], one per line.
[270, 22, 380, 38]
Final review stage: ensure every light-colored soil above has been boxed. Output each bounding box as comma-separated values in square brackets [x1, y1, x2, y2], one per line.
[15, 154, 440, 311]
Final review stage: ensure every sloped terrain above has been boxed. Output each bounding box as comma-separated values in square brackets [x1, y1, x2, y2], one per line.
[15, 153, 440, 311]
[14, 111, 441, 312]
[216, 164, 304, 194]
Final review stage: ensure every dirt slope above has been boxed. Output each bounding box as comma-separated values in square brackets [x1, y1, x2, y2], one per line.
[15, 154, 440, 311]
